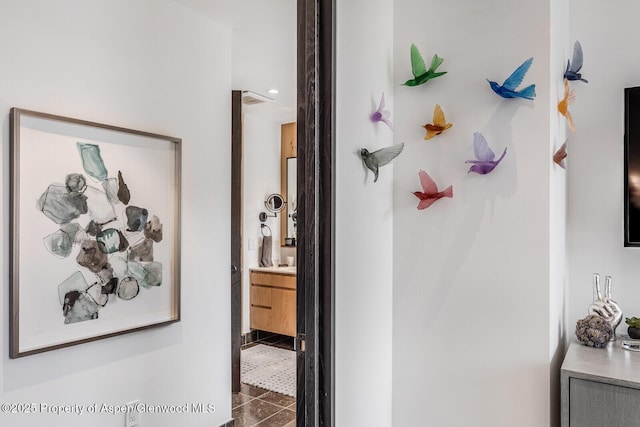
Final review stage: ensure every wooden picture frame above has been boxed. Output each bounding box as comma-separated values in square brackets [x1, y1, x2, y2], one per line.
[10, 108, 181, 358]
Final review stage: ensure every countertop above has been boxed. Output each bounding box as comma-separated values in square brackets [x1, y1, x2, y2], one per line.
[249, 266, 296, 275]
[561, 339, 640, 388]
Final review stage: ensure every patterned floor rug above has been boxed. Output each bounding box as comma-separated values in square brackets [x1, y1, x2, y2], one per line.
[241, 344, 296, 397]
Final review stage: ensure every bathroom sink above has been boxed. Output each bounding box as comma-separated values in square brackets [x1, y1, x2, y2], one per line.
[278, 266, 296, 274]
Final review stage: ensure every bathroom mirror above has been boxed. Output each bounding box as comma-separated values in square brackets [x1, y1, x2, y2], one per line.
[286, 157, 297, 243]
[265, 193, 286, 213]
[280, 122, 297, 246]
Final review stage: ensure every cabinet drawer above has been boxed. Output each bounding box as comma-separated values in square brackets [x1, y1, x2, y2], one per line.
[251, 285, 272, 308]
[569, 378, 640, 426]
[250, 306, 272, 331]
[250, 272, 296, 290]
[271, 288, 296, 336]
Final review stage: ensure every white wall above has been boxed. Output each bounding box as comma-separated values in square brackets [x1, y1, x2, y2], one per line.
[0, 1, 233, 426]
[335, 0, 395, 425]
[567, 1, 640, 343]
[392, 0, 555, 425]
[549, 0, 570, 424]
[230, 1, 297, 124]
[241, 112, 281, 334]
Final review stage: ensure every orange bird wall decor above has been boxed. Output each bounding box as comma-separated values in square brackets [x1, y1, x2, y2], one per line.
[422, 104, 452, 140]
[558, 78, 576, 133]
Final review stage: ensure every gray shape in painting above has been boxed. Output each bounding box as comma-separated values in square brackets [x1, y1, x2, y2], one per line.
[97, 263, 114, 284]
[85, 220, 102, 236]
[96, 264, 118, 294]
[128, 238, 154, 262]
[144, 215, 163, 242]
[85, 186, 117, 224]
[125, 206, 148, 232]
[117, 277, 140, 300]
[60, 222, 82, 241]
[96, 228, 129, 254]
[76, 239, 109, 273]
[117, 171, 131, 205]
[37, 184, 88, 224]
[102, 277, 118, 295]
[77, 142, 108, 181]
[63, 291, 99, 324]
[44, 222, 81, 258]
[86, 283, 108, 307]
[65, 173, 87, 193]
[129, 261, 162, 288]
[110, 255, 129, 278]
[103, 178, 119, 204]
[58, 271, 89, 305]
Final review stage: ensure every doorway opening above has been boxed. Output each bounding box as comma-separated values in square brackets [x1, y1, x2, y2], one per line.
[231, 0, 335, 425]
[232, 93, 298, 425]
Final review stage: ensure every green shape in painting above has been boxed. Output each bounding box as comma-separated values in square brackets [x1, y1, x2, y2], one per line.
[129, 261, 162, 288]
[77, 142, 108, 181]
[96, 228, 129, 254]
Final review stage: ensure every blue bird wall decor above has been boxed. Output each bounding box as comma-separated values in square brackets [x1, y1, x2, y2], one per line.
[564, 41, 588, 83]
[487, 57, 536, 100]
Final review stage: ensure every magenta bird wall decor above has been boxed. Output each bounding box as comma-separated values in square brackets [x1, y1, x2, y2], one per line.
[487, 57, 536, 100]
[412, 170, 452, 210]
[422, 104, 452, 140]
[370, 93, 393, 130]
[466, 132, 507, 175]
[554, 141, 568, 169]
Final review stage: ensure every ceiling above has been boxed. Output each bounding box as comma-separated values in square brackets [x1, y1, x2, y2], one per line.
[174, 0, 297, 123]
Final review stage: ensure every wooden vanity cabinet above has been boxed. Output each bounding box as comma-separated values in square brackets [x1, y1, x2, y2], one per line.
[250, 271, 296, 337]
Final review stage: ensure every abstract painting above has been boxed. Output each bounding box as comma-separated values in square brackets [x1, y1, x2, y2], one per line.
[10, 108, 181, 358]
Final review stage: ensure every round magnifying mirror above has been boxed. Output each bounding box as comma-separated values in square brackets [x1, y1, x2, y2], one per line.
[265, 193, 286, 213]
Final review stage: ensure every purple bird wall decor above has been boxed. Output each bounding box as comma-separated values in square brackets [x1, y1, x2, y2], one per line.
[554, 141, 568, 169]
[487, 57, 536, 100]
[466, 132, 507, 175]
[412, 170, 452, 210]
[564, 41, 588, 83]
[370, 93, 393, 130]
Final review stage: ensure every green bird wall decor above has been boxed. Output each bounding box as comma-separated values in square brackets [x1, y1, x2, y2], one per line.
[403, 44, 447, 87]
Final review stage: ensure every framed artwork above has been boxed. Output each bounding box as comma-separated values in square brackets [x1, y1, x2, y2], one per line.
[10, 108, 181, 358]
[625, 87, 640, 246]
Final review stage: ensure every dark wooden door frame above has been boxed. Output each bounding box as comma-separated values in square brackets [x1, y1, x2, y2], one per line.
[297, 0, 335, 426]
[231, 90, 242, 394]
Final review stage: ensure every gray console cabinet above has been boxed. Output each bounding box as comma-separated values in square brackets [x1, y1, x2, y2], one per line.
[561, 341, 640, 426]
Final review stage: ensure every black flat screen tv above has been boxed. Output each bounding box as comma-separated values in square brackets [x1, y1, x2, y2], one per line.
[625, 86, 640, 246]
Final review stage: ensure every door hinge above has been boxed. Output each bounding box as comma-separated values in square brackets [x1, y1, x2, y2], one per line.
[296, 333, 306, 352]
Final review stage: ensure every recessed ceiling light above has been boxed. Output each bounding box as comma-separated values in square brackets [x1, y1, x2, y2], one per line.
[267, 88, 279, 94]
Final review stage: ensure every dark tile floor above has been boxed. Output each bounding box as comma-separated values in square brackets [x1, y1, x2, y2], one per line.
[250, 331, 295, 351]
[234, 332, 296, 426]
[232, 383, 296, 427]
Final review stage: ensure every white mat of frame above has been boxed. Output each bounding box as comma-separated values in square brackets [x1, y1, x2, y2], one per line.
[241, 344, 296, 397]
